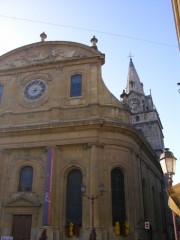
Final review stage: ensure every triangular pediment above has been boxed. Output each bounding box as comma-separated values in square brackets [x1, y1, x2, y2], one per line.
[3, 195, 41, 207]
[0, 41, 104, 70]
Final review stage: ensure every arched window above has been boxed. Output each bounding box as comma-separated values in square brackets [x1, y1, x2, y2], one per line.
[136, 115, 140, 122]
[142, 178, 149, 221]
[70, 74, 82, 97]
[66, 169, 82, 225]
[19, 166, 33, 192]
[130, 81, 135, 88]
[111, 168, 126, 225]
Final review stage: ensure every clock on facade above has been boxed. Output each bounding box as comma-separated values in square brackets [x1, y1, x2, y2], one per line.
[128, 98, 140, 111]
[23, 79, 47, 101]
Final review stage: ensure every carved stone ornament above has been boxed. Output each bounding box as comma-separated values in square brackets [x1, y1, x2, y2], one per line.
[0, 42, 100, 71]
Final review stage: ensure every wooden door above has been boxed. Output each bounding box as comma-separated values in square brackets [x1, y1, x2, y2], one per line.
[12, 215, 32, 240]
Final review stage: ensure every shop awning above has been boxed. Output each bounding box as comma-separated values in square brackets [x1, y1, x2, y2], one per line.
[166, 183, 180, 216]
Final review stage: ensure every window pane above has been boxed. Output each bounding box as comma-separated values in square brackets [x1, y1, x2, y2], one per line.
[70, 74, 82, 97]
[0, 85, 4, 103]
[111, 168, 126, 225]
[19, 166, 33, 192]
[66, 169, 82, 225]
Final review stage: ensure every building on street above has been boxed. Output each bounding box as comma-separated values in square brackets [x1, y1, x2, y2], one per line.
[0, 35, 169, 240]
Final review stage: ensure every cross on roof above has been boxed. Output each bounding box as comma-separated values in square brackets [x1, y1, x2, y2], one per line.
[127, 52, 134, 59]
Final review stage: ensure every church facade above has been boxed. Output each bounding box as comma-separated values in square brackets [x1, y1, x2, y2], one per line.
[0, 35, 168, 240]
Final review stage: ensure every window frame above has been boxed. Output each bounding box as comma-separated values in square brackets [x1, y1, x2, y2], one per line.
[70, 74, 82, 97]
[111, 168, 126, 225]
[18, 166, 33, 192]
[66, 169, 82, 225]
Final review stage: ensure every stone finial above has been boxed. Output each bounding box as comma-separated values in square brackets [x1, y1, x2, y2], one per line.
[90, 36, 98, 49]
[120, 89, 127, 99]
[40, 32, 47, 42]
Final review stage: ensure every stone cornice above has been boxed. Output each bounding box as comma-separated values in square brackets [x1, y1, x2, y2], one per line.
[0, 118, 156, 158]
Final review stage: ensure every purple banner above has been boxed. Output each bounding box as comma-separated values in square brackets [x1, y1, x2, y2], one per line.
[43, 148, 54, 225]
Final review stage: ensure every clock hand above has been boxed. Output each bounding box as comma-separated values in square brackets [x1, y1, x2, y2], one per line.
[31, 87, 38, 92]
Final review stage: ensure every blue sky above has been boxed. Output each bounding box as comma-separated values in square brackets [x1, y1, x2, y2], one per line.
[0, 0, 180, 184]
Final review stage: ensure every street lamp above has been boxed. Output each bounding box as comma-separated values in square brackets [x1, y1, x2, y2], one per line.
[159, 148, 178, 240]
[81, 183, 105, 240]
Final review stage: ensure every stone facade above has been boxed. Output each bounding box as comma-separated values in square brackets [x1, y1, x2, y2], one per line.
[0, 38, 168, 240]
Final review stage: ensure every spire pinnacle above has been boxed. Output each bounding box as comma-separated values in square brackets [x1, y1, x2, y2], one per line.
[126, 58, 144, 95]
[129, 58, 134, 67]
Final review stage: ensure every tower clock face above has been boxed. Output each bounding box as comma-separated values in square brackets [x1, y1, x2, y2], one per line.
[23, 79, 47, 101]
[128, 98, 140, 111]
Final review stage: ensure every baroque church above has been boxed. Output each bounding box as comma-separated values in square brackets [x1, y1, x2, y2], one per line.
[0, 34, 167, 240]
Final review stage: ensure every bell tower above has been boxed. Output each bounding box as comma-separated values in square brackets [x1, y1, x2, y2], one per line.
[121, 58, 164, 157]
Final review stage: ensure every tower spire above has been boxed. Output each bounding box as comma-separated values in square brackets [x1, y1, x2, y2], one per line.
[122, 57, 164, 156]
[126, 58, 144, 95]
